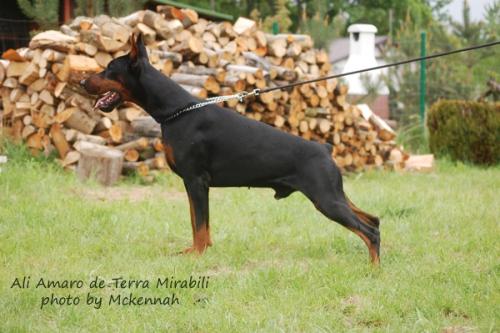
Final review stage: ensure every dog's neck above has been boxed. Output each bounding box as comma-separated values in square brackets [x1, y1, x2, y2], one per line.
[135, 64, 198, 123]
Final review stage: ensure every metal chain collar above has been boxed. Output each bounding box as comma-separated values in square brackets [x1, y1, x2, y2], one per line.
[163, 88, 261, 123]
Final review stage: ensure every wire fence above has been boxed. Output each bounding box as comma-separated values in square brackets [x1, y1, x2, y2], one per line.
[0, 17, 36, 53]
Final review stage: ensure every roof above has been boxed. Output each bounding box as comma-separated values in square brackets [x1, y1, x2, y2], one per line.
[153, 0, 234, 21]
[329, 35, 388, 63]
[347, 24, 377, 33]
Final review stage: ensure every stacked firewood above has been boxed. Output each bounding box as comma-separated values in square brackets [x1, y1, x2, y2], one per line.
[0, 6, 406, 182]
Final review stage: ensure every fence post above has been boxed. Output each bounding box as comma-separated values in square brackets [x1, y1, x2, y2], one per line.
[272, 22, 279, 35]
[420, 31, 427, 125]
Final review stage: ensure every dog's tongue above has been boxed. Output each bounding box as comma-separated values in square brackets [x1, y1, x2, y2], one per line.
[94, 91, 118, 110]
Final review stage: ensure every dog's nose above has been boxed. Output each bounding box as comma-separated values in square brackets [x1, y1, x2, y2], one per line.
[80, 79, 86, 87]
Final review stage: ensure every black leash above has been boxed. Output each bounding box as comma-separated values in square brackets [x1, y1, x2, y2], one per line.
[167, 40, 499, 123]
[260, 40, 500, 94]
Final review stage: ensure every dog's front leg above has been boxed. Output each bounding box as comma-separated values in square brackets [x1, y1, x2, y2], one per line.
[182, 177, 212, 254]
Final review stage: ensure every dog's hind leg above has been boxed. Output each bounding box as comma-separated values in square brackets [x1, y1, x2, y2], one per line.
[182, 176, 212, 254]
[299, 163, 380, 264]
[315, 196, 380, 264]
[345, 196, 380, 228]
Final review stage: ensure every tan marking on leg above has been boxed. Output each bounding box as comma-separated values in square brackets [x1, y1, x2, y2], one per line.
[193, 223, 210, 253]
[349, 227, 380, 265]
[346, 197, 379, 228]
[181, 195, 211, 254]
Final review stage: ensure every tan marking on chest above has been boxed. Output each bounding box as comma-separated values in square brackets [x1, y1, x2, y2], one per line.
[164, 143, 176, 168]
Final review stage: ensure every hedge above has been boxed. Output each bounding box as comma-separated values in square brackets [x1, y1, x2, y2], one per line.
[427, 100, 500, 165]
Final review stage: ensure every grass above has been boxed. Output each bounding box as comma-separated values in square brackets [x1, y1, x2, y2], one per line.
[0, 142, 498, 332]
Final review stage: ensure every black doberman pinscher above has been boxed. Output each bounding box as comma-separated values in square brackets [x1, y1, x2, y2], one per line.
[81, 34, 381, 264]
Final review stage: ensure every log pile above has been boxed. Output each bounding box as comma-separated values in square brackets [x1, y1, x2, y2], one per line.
[0, 7, 406, 182]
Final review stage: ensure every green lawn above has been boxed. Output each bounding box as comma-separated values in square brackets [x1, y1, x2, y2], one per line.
[0, 144, 498, 332]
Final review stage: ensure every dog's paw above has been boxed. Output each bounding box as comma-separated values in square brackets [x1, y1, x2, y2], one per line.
[179, 247, 197, 255]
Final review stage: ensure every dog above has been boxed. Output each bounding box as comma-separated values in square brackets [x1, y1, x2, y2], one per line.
[81, 34, 381, 264]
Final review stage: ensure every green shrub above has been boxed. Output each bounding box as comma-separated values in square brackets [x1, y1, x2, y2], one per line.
[427, 99, 500, 165]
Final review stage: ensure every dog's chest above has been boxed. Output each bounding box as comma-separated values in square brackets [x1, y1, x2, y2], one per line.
[163, 142, 177, 171]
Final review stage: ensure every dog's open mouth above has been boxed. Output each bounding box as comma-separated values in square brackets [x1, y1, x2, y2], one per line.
[94, 91, 122, 112]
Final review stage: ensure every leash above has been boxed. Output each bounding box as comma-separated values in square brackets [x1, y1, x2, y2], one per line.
[163, 89, 261, 122]
[166, 40, 499, 123]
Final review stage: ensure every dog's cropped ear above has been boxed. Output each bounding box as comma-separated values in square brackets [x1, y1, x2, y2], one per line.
[129, 33, 148, 63]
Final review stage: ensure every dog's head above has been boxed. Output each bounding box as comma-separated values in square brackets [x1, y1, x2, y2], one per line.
[81, 34, 148, 112]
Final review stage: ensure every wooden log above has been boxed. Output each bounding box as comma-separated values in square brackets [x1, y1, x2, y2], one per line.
[49, 123, 70, 158]
[94, 52, 113, 68]
[109, 123, 123, 143]
[31, 111, 51, 128]
[74, 42, 98, 56]
[123, 161, 149, 176]
[357, 104, 395, 141]
[94, 117, 112, 132]
[19, 63, 39, 85]
[29, 30, 76, 52]
[114, 137, 149, 151]
[62, 150, 81, 167]
[117, 107, 143, 122]
[64, 107, 97, 134]
[268, 38, 286, 57]
[318, 119, 332, 134]
[131, 116, 161, 137]
[2, 48, 25, 61]
[6, 61, 29, 77]
[41, 48, 66, 62]
[405, 154, 434, 172]
[118, 11, 144, 27]
[26, 128, 45, 150]
[152, 138, 164, 152]
[226, 64, 267, 78]
[179, 84, 208, 98]
[143, 10, 179, 39]
[22, 125, 36, 139]
[181, 9, 198, 26]
[223, 75, 246, 91]
[233, 17, 256, 35]
[136, 23, 156, 44]
[59, 54, 101, 83]
[101, 21, 130, 43]
[177, 64, 225, 80]
[286, 43, 302, 58]
[39, 90, 54, 105]
[266, 34, 313, 49]
[10, 88, 23, 103]
[170, 73, 220, 93]
[0, 61, 5, 83]
[76, 141, 123, 186]
[171, 36, 204, 55]
[68, 131, 107, 145]
[80, 29, 127, 53]
[124, 149, 139, 162]
[149, 49, 182, 64]
[157, 5, 197, 27]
